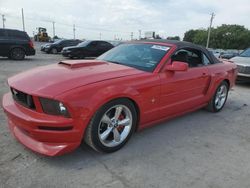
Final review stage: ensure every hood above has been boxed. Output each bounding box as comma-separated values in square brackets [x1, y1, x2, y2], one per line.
[230, 56, 250, 66]
[8, 60, 144, 98]
[41, 43, 49, 47]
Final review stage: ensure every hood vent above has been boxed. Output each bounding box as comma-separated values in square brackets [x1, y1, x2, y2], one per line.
[58, 60, 108, 69]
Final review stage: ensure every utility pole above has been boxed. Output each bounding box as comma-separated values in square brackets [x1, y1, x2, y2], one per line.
[73, 24, 76, 39]
[2, 14, 6, 28]
[206, 12, 215, 48]
[138, 30, 141, 40]
[21, 8, 25, 31]
[130, 32, 133, 41]
[99, 33, 102, 40]
[52, 21, 55, 38]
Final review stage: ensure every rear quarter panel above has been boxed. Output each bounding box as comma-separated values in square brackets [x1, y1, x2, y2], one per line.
[205, 61, 237, 101]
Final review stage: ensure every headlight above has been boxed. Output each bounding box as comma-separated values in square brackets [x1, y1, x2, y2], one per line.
[39, 98, 71, 118]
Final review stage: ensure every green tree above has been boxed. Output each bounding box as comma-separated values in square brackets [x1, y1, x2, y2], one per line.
[183, 29, 202, 42]
[183, 24, 250, 49]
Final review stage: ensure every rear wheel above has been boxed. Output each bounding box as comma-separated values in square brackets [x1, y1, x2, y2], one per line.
[84, 99, 137, 153]
[10, 48, 25, 60]
[51, 48, 58, 54]
[206, 81, 229, 112]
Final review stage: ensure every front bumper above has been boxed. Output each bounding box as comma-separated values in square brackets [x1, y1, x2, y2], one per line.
[237, 73, 250, 81]
[62, 51, 73, 57]
[2, 92, 87, 156]
[238, 73, 250, 77]
[44, 48, 51, 53]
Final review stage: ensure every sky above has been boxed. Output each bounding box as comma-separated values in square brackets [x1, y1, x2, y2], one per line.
[0, 0, 250, 40]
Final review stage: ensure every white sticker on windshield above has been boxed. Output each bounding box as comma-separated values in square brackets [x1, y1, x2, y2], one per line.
[151, 45, 170, 51]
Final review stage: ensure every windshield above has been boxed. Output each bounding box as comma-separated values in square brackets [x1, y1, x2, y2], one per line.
[97, 43, 170, 72]
[240, 48, 250, 57]
[77, 40, 91, 47]
[53, 39, 63, 44]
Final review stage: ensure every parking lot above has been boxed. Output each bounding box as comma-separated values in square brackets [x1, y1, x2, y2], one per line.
[0, 42, 250, 188]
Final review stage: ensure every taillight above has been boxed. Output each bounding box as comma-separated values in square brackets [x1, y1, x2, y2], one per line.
[29, 40, 34, 48]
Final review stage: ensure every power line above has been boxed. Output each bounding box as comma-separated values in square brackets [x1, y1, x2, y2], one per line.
[138, 29, 141, 40]
[21, 8, 25, 31]
[206, 12, 215, 48]
[2, 14, 6, 28]
[52, 21, 55, 38]
[2, 13, 135, 39]
[73, 24, 76, 39]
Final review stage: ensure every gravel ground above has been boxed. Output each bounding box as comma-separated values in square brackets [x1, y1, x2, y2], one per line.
[0, 42, 250, 188]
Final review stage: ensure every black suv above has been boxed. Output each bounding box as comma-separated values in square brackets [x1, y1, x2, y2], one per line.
[42, 39, 82, 54]
[0, 28, 35, 60]
[62, 40, 114, 59]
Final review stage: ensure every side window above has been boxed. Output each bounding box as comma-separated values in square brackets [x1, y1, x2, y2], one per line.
[8, 31, 27, 39]
[0, 30, 6, 38]
[171, 48, 203, 68]
[89, 41, 97, 48]
[60, 41, 69, 46]
[71, 40, 78, 45]
[99, 42, 110, 48]
[202, 53, 211, 65]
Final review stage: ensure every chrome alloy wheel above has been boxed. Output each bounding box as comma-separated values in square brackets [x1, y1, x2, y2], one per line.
[98, 105, 133, 147]
[215, 84, 228, 109]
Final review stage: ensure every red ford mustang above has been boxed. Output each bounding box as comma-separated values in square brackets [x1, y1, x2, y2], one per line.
[2, 40, 237, 156]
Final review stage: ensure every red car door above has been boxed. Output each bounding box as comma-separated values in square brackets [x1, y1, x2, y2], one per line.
[159, 48, 211, 118]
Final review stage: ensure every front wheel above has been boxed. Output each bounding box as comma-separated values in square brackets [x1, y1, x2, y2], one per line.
[206, 81, 229, 112]
[84, 99, 137, 153]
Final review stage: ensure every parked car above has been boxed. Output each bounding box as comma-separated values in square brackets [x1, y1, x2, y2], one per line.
[43, 39, 82, 54]
[108, 40, 123, 47]
[208, 50, 221, 59]
[231, 48, 250, 80]
[40, 42, 52, 52]
[219, 51, 239, 59]
[0, 28, 35, 60]
[2, 40, 237, 156]
[62, 40, 113, 59]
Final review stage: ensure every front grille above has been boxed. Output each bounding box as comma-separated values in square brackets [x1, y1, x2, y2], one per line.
[11, 88, 35, 109]
[237, 65, 250, 74]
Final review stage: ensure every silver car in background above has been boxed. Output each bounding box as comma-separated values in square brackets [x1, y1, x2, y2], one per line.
[231, 48, 250, 80]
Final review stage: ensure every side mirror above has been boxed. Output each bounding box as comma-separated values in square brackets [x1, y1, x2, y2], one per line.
[165, 61, 188, 72]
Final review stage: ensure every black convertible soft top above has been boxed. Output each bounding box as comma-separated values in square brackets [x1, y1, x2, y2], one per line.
[141, 39, 221, 64]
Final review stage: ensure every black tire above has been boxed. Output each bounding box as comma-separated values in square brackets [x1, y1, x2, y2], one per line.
[51, 48, 58, 54]
[206, 81, 229, 112]
[84, 98, 137, 153]
[78, 54, 85, 59]
[10, 48, 25, 60]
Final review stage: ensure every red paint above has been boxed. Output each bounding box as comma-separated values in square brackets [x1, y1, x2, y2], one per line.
[165, 61, 188, 71]
[2, 41, 237, 156]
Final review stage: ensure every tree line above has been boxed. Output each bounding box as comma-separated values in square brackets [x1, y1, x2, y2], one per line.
[167, 24, 250, 50]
